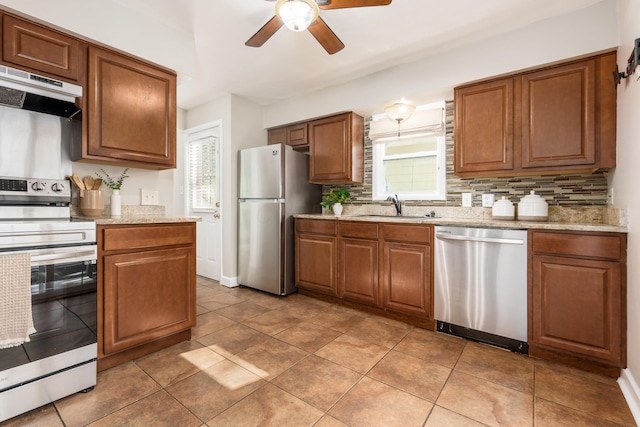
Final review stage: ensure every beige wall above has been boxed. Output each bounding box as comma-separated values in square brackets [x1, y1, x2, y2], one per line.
[612, 0, 640, 421]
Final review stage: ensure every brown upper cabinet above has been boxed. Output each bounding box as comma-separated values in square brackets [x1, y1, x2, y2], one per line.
[83, 46, 177, 169]
[309, 112, 364, 184]
[2, 14, 84, 83]
[455, 52, 616, 177]
[268, 123, 308, 148]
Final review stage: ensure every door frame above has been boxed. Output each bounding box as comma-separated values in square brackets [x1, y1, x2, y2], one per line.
[184, 120, 223, 280]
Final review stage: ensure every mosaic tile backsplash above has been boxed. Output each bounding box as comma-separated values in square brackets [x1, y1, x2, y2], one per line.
[324, 100, 609, 208]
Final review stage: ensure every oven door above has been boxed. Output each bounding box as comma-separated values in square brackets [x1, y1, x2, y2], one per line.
[0, 244, 97, 378]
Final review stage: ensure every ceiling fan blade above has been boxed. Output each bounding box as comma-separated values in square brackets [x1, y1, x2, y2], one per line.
[307, 16, 344, 54]
[318, 0, 392, 10]
[245, 16, 283, 47]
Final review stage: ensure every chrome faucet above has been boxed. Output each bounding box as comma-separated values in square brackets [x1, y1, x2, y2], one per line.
[386, 194, 402, 216]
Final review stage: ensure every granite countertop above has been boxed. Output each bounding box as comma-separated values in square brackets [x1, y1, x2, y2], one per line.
[295, 205, 628, 233]
[72, 205, 201, 225]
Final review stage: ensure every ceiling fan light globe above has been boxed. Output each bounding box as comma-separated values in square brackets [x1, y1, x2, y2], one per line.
[275, 0, 320, 32]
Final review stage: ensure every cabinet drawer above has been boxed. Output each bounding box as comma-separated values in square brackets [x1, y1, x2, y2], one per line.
[296, 218, 336, 235]
[339, 221, 378, 239]
[531, 231, 624, 260]
[101, 224, 195, 252]
[381, 224, 431, 244]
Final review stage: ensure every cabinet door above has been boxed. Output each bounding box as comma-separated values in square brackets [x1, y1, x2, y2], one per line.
[287, 123, 308, 147]
[309, 112, 364, 184]
[530, 254, 622, 365]
[340, 237, 378, 305]
[521, 59, 596, 168]
[295, 232, 338, 296]
[102, 247, 195, 354]
[268, 127, 286, 145]
[381, 241, 431, 318]
[87, 47, 176, 169]
[454, 77, 514, 175]
[2, 15, 82, 82]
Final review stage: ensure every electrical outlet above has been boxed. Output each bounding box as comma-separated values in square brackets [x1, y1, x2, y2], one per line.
[482, 193, 495, 207]
[608, 188, 614, 205]
[140, 189, 159, 205]
[461, 193, 472, 207]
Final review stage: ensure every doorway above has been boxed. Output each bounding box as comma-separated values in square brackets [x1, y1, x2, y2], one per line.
[185, 122, 221, 281]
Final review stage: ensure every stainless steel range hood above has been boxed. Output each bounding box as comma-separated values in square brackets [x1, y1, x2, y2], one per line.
[0, 65, 81, 118]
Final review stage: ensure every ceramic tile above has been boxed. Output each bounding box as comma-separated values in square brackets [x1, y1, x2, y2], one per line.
[367, 350, 450, 402]
[196, 304, 211, 315]
[135, 340, 224, 387]
[241, 309, 304, 335]
[229, 337, 308, 380]
[55, 362, 161, 427]
[437, 370, 533, 426]
[329, 377, 433, 427]
[394, 328, 466, 368]
[210, 384, 323, 426]
[196, 323, 270, 357]
[313, 415, 351, 427]
[273, 321, 343, 352]
[315, 334, 389, 373]
[272, 354, 362, 411]
[343, 317, 411, 348]
[87, 390, 201, 426]
[425, 405, 487, 427]
[534, 397, 624, 427]
[190, 311, 237, 339]
[535, 363, 636, 425]
[308, 307, 367, 333]
[1, 404, 64, 426]
[214, 301, 271, 322]
[166, 359, 265, 421]
[455, 342, 534, 393]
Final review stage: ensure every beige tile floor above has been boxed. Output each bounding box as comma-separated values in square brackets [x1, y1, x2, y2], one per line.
[4, 276, 636, 426]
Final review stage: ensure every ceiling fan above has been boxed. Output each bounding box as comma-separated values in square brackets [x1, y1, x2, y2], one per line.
[245, 0, 392, 55]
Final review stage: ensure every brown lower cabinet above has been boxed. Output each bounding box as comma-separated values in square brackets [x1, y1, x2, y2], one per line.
[295, 218, 434, 328]
[97, 222, 196, 371]
[529, 230, 626, 375]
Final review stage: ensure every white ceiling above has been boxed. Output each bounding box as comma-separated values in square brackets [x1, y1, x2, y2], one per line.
[2, 0, 606, 110]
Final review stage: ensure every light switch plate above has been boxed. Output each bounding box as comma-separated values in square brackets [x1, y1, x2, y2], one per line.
[140, 189, 159, 205]
[461, 193, 472, 207]
[482, 193, 495, 207]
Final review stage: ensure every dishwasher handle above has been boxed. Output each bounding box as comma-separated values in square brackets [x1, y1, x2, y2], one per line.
[435, 232, 525, 245]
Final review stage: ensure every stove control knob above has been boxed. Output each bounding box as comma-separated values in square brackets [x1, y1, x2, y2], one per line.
[31, 181, 46, 191]
[52, 182, 65, 192]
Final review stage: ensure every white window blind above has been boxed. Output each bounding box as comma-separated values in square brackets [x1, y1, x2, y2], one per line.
[188, 136, 217, 211]
[369, 107, 444, 142]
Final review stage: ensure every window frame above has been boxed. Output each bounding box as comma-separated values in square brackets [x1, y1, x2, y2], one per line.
[371, 133, 447, 202]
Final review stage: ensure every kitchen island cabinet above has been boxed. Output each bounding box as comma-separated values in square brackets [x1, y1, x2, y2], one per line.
[455, 51, 616, 177]
[97, 222, 196, 371]
[529, 230, 626, 376]
[1, 14, 84, 83]
[309, 112, 364, 184]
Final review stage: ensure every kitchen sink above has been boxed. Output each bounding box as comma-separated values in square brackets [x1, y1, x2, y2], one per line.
[355, 214, 440, 219]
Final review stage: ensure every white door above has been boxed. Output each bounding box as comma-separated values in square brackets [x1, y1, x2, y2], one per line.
[186, 124, 221, 280]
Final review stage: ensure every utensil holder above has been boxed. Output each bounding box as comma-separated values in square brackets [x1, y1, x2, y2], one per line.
[79, 190, 104, 217]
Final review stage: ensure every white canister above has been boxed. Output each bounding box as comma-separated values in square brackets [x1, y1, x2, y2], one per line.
[517, 190, 548, 221]
[110, 189, 122, 217]
[492, 196, 515, 220]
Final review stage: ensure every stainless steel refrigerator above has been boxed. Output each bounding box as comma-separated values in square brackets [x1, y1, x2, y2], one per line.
[238, 144, 321, 295]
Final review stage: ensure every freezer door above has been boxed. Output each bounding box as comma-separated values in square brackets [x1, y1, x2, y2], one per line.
[238, 200, 283, 294]
[239, 144, 283, 199]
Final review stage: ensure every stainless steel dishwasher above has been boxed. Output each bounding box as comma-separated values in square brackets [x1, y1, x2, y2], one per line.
[434, 226, 528, 353]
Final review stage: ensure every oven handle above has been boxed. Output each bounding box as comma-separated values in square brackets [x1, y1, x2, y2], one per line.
[10, 245, 98, 266]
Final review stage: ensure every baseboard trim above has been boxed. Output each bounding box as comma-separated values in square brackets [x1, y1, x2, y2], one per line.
[619, 368, 640, 425]
[220, 275, 238, 288]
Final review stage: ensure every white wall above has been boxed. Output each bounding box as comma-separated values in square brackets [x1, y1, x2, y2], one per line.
[612, 0, 640, 423]
[185, 94, 264, 285]
[263, 0, 619, 127]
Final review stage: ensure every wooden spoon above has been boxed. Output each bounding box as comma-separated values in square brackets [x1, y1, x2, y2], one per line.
[93, 178, 102, 190]
[84, 176, 94, 190]
[71, 173, 85, 190]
